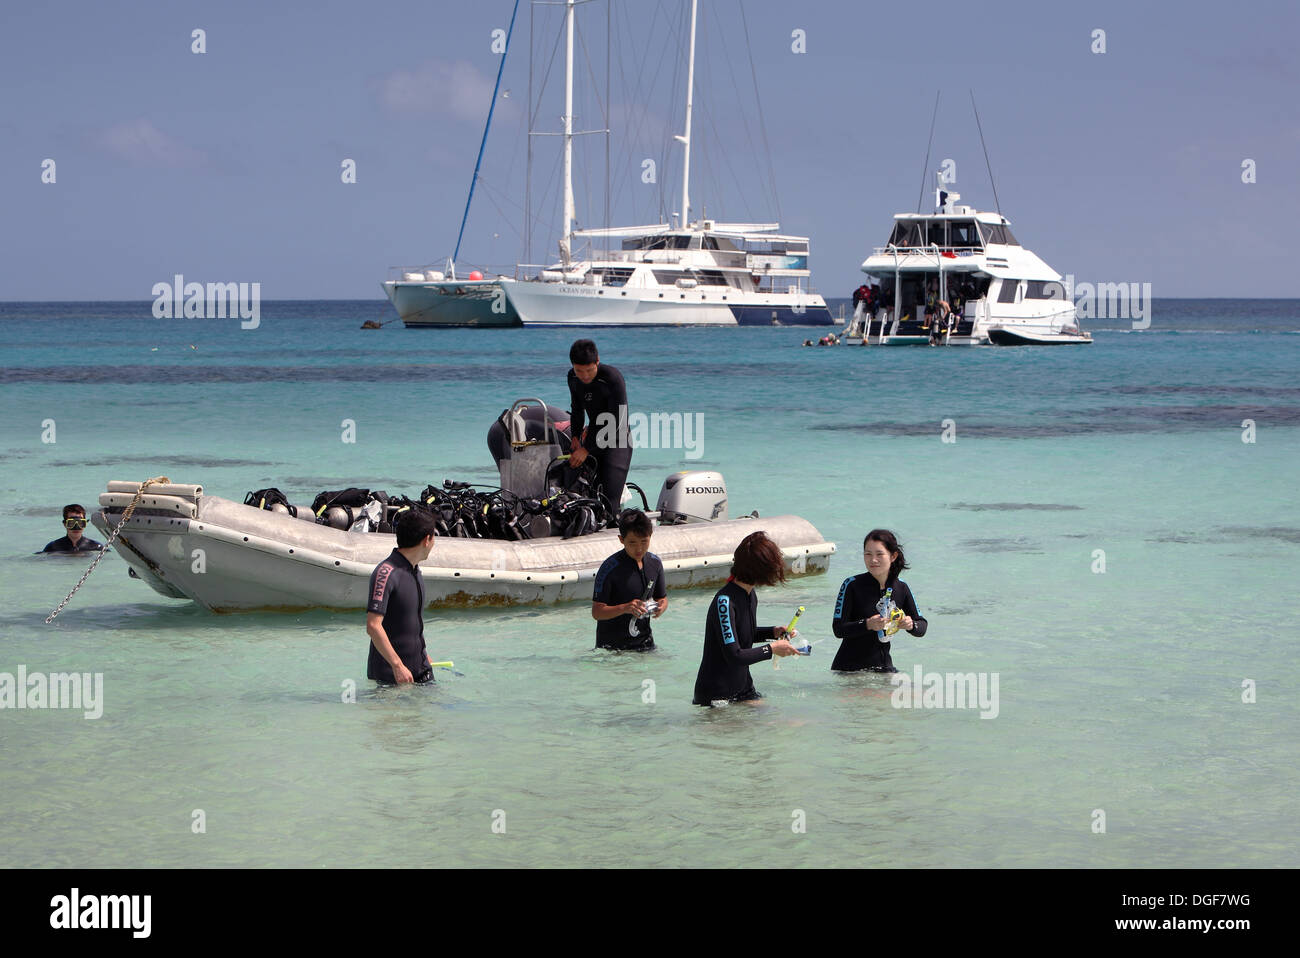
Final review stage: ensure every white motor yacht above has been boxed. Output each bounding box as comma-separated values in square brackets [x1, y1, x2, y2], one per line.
[850, 177, 1089, 346]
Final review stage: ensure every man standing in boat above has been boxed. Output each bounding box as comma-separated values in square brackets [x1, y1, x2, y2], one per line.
[366, 509, 438, 685]
[567, 339, 632, 520]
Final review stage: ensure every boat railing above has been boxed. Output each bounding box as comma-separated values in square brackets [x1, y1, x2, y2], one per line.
[870, 244, 985, 257]
[387, 263, 521, 282]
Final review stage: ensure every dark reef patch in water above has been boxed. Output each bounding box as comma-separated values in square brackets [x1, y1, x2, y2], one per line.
[277, 477, 444, 491]
[811, 403, 1300, 437]
[958, 537, 1044, 553]
[1219, 525, 1300, 544]
[49, 454, 276, 468]
[0, 360, 755, 386]
[1096, 384, 1300, 398]
[949, 502, 1083, 512]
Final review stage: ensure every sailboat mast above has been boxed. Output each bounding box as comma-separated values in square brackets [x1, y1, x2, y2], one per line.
[677, 0, 698, 227]
[453, 0, 521, 278]
[561, 0, 576, 262]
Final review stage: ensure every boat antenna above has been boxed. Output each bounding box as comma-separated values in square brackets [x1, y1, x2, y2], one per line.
[970, 89, 1001, 217]
[915, 91, 939, 213]
[453, 0, 521, 276]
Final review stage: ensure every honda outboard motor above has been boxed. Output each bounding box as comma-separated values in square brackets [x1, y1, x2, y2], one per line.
[656, 471, 728, 524]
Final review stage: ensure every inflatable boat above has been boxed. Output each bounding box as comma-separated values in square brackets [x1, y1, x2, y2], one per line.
[91, 473, 835, 614]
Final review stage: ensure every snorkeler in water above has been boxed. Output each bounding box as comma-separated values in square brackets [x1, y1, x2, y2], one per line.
[830, 529, 926, 672]
[39, 504, 103, 554]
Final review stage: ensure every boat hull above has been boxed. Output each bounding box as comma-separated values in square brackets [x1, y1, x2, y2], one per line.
[987, 327, 1092, 346]
[92, 489, 835, 612]
[383, 279, 521, 328]
[504, 281, 833, 327]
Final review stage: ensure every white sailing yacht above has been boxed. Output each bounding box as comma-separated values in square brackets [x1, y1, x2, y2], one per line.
[503, 0, 833, 327]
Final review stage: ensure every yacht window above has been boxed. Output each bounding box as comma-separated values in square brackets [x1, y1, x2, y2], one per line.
[887, 222, 924, 247]
[598, 267, 634, 288]
[926, 222, 947, 246]
[1025, 280, 1066, 300]
[948, 221, 980, 247]
[997, 279, 1020, 303]
[981, 222, 1020, 246]
[626, 235, 668, 251]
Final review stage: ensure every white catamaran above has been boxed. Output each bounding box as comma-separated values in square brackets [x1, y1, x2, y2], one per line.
[849, 175, 1090, 346]
[504, 0, 833, 327]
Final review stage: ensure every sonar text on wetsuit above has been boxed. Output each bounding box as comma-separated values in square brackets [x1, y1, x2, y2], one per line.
[693, 580, 775, 705]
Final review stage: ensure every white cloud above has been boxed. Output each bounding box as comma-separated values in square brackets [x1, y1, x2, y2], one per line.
[94, 118, 208, 169]
[376, 60, 500, 123]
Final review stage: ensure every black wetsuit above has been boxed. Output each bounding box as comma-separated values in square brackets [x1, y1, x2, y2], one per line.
[692, 580, 775, 705]
[366, 549, 433, 684]
[568, 363, 632, 510]
[830, 574, 927, 672]
[593, 549, 666, 651]
[41, 535, 103, 554]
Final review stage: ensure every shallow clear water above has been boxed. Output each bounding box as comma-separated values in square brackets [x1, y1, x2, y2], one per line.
[1, 299, 1296, 867]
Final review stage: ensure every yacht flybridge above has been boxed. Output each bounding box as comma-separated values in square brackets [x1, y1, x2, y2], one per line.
[505, 0, 831, 327]
[849, 177, 1090, 346]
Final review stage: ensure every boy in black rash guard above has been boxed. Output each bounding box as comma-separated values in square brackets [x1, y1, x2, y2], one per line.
[40, 504, 104, 554]
[693, 531, 800, 705]
[366, 509, 439, 685]
[567, 339, 633, 515]
[831, 529, 927, 672]
[592, 509, 669, 651]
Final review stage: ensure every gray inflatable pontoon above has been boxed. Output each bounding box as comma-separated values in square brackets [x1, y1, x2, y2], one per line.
[92, 479, 836, 612]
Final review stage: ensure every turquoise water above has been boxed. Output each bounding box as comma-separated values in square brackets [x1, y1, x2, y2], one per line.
[1, 300, 1297, 867]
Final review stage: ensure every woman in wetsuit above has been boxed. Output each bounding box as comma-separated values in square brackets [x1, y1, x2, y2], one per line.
[830, 529, 927, 672]
[693, 532, 800, 706]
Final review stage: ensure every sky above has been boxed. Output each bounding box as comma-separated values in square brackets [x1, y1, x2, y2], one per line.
[2, 0, 1298, 300]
